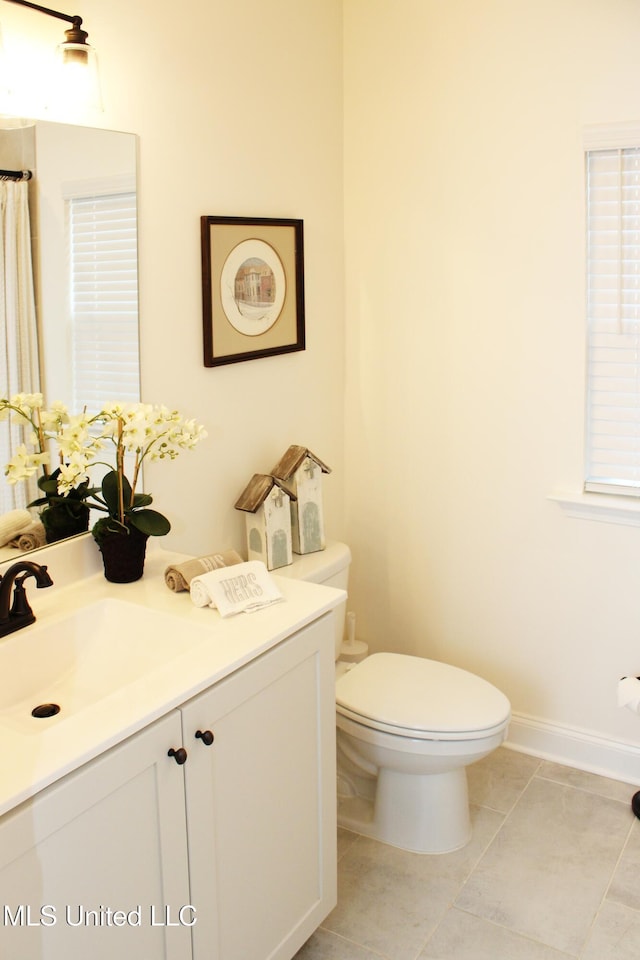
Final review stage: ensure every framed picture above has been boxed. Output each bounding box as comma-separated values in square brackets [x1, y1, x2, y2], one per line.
[201, 216, 305, 367]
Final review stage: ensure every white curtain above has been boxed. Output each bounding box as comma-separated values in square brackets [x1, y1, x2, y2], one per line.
[0, 180, 40, 511]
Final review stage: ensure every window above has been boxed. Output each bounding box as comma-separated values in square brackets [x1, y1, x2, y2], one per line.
[585, 126, 640, 497]
[66, 181, 139, 413]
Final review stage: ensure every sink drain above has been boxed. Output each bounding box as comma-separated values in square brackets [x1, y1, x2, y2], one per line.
[31, 703, 61, 719]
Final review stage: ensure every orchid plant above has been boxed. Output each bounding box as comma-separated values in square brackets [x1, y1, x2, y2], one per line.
[1, 393, 206, 542]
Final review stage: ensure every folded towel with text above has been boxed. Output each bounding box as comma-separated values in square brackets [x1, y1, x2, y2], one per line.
[0, 509, 33, 547]
[164, 549, 244, 592]
[9, 520, 46, 551]
[190, 561, 284, 617]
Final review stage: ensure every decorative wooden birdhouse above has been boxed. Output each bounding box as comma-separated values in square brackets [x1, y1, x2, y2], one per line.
[234, 473, 296, 570]
[271, 445, 331, 555]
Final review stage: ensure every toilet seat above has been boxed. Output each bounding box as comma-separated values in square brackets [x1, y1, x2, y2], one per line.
[335, 652, 511, 742]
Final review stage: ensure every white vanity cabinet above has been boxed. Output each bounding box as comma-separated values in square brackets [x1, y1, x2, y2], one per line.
[182, 613, 337, 960]
[0, 611, 337, 960]
[0, 710, 193, 960]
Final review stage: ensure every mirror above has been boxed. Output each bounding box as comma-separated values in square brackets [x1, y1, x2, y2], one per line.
[0, 118, 139, 559]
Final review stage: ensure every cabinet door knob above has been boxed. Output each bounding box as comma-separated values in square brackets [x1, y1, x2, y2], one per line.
[195, 729, 214, 746]
[168, 746, 188, 765]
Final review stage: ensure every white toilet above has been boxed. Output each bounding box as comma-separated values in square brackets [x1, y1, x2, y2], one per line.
[278, 541, 511, 854]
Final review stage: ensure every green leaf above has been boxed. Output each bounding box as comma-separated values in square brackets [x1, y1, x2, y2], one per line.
[129, 509, 171, 537]
[132, 493, 153, 507]
[101, 470, 132, 517]
[37, 475, 59, 495]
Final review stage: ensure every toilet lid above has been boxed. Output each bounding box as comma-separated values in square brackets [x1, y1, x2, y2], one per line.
[336, 653, 511, 740]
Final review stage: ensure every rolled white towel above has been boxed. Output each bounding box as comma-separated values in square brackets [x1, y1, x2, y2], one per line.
[0, 508, 32, 547]
[10, 520, 46, 551]
[190, 561, 284, 617]
[164, 549, 244, 592]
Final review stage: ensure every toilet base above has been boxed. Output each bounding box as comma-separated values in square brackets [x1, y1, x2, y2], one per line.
[338, 766, 471, 855]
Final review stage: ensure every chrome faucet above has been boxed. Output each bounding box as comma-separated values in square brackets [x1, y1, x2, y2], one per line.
[0, 561, 54, 638]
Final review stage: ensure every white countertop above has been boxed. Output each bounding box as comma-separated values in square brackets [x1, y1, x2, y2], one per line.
[0, 539, 345, 817]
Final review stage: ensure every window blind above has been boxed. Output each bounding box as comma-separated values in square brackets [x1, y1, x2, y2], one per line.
[585, 146, 640, 495]
[68, 191, 140, 413]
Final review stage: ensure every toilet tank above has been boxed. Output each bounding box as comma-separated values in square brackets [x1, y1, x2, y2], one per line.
[275, 541, 351, 659]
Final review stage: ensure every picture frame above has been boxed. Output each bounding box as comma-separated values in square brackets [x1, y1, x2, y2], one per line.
[201, 216, 305, 367]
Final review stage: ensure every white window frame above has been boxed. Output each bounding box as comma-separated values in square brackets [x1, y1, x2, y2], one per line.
[551, 123, 640, 526]
[64, 173, 140, 414]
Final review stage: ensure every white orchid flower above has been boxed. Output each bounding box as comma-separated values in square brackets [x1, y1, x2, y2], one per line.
[57, 453, 92, 494]
[2, 397, 205, 532]
[4, 445, 49, 483]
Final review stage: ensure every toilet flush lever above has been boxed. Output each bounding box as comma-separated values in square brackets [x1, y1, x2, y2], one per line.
[195, 729, 214, 746]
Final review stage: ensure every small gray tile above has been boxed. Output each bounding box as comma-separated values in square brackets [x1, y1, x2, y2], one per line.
[538, 761, 637, 805]
[581, 900, 640, 960]
[468, 747, 541, 813]
[607, 818, 640, 911]
[325, 837, 458, 960]
[294, 927, 382, 960]
[324, 805, 503, 960]
[338, 827, 359, 861]
[455, 777, 633, 954]
[419, 907, 574, 959]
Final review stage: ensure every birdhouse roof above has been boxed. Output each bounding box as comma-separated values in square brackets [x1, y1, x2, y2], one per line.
[271, 445, 331, 481]
[234, 473, 297, 513]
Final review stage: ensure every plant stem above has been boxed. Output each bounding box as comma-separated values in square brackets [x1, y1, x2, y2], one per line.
[116, 417, 125, 524]
[130, 452, 141, 507]
[33, 408, 50, 477]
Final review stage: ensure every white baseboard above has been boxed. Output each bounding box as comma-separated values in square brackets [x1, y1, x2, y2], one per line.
[505, 713, 640, 787]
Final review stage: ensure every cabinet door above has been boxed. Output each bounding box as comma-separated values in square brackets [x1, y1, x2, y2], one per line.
[183, 614, 337, 960]
[0, 711, 192, 960]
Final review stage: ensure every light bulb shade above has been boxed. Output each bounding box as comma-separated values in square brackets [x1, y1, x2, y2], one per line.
[53, 40, 102, 112]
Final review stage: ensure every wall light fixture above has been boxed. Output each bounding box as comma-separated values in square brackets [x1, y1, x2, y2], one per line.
[2, 0, 101, 111]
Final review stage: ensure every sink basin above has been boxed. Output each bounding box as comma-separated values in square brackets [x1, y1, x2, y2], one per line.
[0, 598, 210, 730]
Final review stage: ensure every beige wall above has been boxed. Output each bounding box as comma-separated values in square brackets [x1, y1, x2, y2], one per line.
[7, 0, 640, 773]
[1, 0, 345, 557]
[57, 0, 346, 557]
[344, 0, 640, 767]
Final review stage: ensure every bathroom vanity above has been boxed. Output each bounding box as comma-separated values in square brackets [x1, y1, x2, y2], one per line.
[0, 540, 343, 959]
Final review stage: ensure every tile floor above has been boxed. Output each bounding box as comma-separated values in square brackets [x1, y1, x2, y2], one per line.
[294, 747, 640, 959]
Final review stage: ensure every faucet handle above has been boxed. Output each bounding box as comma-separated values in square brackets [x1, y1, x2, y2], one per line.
[10, 578, 34, 620]
[0, 560, 53, 637]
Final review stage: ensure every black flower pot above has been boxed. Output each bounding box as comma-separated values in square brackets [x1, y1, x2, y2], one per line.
[41, 501, 91, 544]
[96, 524, 149, 583]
